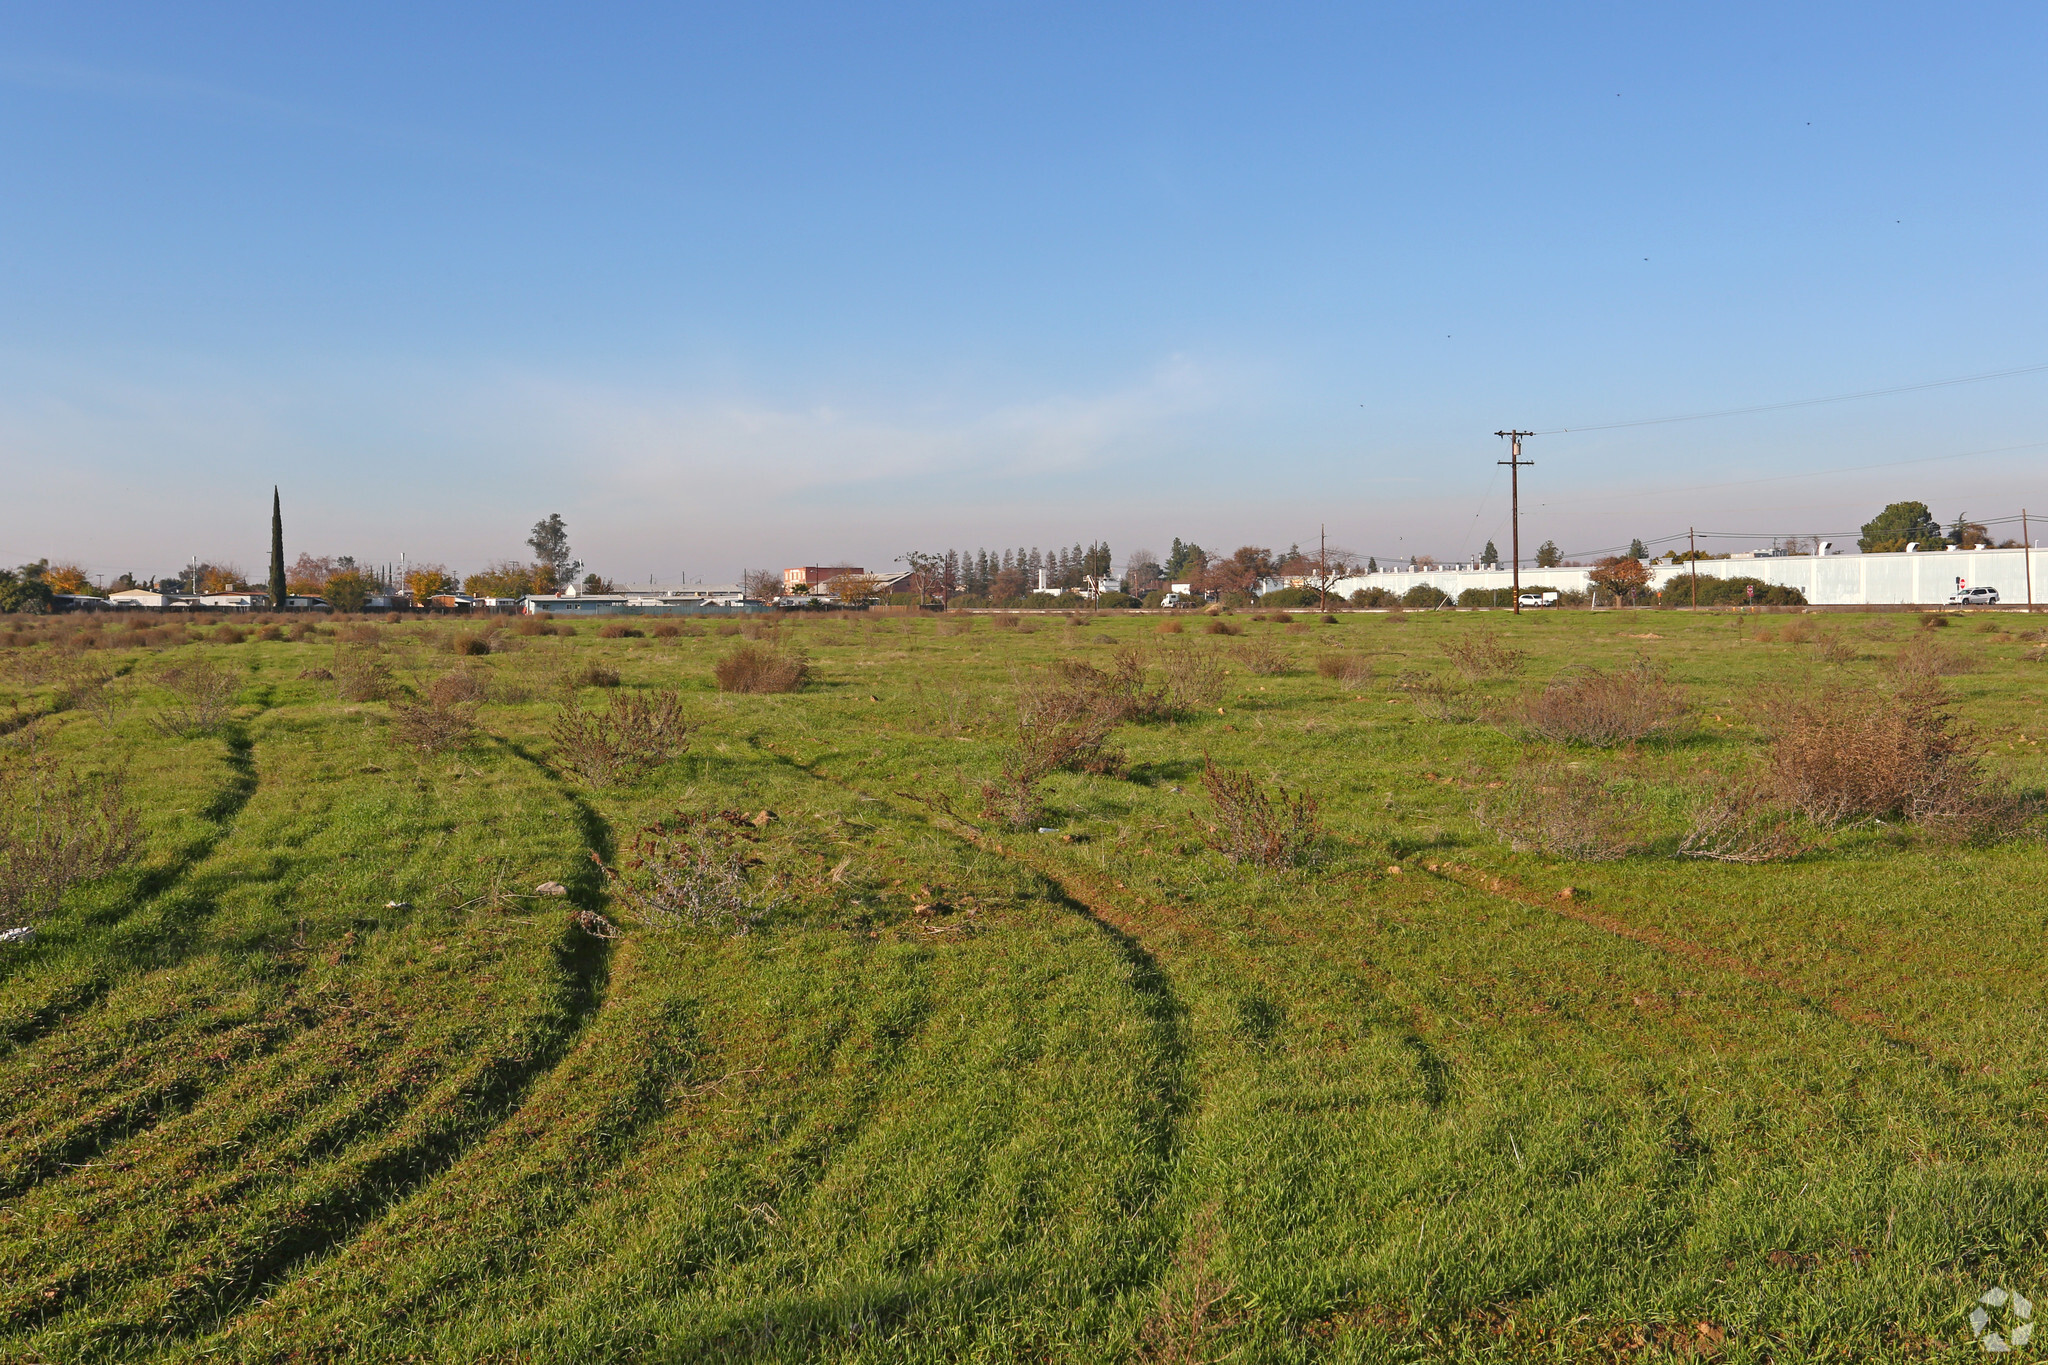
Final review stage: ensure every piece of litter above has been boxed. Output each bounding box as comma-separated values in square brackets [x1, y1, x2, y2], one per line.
[1038, 827, 1057, 834]
[535, 881, 569, 897]
[0, 926, 34, 946]
[384, 901, 410, 910]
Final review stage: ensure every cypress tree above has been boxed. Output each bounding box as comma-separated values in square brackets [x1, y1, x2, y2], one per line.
[268, 487, 288, 610]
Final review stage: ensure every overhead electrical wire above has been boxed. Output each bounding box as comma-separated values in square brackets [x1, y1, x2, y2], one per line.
[1533, 361, 2048, 435]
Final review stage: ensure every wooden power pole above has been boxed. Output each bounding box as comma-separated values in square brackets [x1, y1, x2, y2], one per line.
[1495, 431, 1535, 614]
[2026, 508, 2035, 613]
[1689, 526, 1699, 610]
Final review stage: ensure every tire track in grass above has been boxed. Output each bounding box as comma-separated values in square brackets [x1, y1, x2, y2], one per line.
[0, 721, 620, 1352]
[756, 740, 1194, 1172]
[0, 715, 266, 1058]
[1418, 857, 1963, 1072]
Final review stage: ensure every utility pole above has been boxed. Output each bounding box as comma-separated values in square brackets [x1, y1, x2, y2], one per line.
[2025, 509, 2035, 613]
[1495, 431, 1535, 614]
[1689, 526, 1699, 610]
[1318, 523, 1328, 614]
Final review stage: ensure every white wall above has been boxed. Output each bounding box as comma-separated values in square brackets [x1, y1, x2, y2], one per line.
[1331, 547, 2045, 606]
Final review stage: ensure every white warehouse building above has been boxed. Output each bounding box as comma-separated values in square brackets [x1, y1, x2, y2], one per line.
[1333, 545, 2043, 607]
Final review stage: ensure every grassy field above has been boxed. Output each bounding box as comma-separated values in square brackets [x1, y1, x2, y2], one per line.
[3, 604, 2046, 1363]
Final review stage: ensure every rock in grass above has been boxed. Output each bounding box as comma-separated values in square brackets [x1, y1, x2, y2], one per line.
[535, 881, 569, 897]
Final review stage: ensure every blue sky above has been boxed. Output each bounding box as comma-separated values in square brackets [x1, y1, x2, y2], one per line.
[4, 2, 2046, 583]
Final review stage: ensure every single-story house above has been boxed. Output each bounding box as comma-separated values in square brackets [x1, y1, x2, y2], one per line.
[108, 588, 179, 609]
[521, 584, 768, 616]
[199, 592, 269, 611]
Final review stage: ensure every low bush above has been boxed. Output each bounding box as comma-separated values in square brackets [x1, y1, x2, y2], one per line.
[388, 696, 479, 753]
[1475, 763, 1649, 860]
[1156, 619, 1183, 634]
[212, 625, 247, 644]
[450, 632, 494, 656]
[1349, 586, 1399, 609]
[1204, 620, 1242, 636]
[0, 759, 143, 925]
[1514, 658, 1687, 747]
[1396, 671, 1476, 722]
[151, 659, 244, 734]
[1257, 587, 1317, 609]
[1236, 637, 1288, 676]
[1200, 758, 1324, 867]
[426, 668, 490, 706]
[551, 688, 696, 786]
[713, 643, 809, 694]
[651, 623, 682, 639]
[1761, 683, 2014, 835]
[332, 645, 395, 702]
[571, 663, 622, 690]
[1658, 575, 1807, 608]
[1315, 654, 1372, 688]
[597, 623, 644, 639]
[595, 811, 777, 935]
[1439, 628, 1528, 678]
[1402, 585, 1451, 609]
[1892, 634, 1978, 681]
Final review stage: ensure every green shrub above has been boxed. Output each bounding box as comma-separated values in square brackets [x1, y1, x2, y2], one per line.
[1658, 575, 1806, 607]
[1402, 585, 1450, 609]
[1257, 587, 1316, 608]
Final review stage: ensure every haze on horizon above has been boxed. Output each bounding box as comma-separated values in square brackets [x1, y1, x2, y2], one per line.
[3, 3, 2045, 585]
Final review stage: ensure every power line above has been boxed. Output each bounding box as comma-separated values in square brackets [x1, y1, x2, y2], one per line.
[1533, 362, 2048, 436]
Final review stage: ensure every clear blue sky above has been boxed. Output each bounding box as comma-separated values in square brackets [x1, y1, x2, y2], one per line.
[4, 2, 2046, 582]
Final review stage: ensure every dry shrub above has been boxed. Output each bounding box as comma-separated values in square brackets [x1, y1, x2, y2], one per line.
[714, 622, 742, 638]
[980, 661, 1134, 827]
[1199, 757, 1323, 867]
[450, 632, 494, 657]
[426, 668, 490, 706]
[1284, 622, 1309, 635]
[1264, 612, 1294, 625]
[59, 656, 126, 729]
[571, 662, 622, 690]
[0, 760, 143, 925]
[387, 697, 479, 753]
[551, 687, 696, 786]
[513, 617, 558, 637]
[1236, 637, 1288, 676]
[713, 642, 809, 693]
[289, 621, 321, 642]
[1892, 634, 1978, 681]
[151, 659, 243, 734]
[212, 625, 247, 645]
[1475, 763, 1649, 860]
[1677, 783, 1816, 863]
[1156, 619, 1184, 634]
[1320, 614, 1339, 624]
[1204, 620, 1242, 637]
[1761, 683, 2016, 835]
[1515, 658, 1686, 747]
[595, 811, 777, 935]
[1917, 612, 1951, 630]
[1396, 670, 1475, 722]
[1315, 653, 1373, 688]
[1439, 629, 1528, 679]
[597, 623, 644, 639]
[937, 618, 975, 636]
[1157, 645, 1228, 710]
[332, 644, 395, 702]
[1811, 631, 1855, 665]
[992, 614, 1019, 629]
[255, 624, 284, 642]
[339, 623, 382, 644]
[1777, 619, 1816, 645]
[651, 623, 681, 639]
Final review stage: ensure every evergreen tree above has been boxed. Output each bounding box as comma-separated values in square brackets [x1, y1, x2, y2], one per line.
[1535, 540, 1563, 568]
[1858, 501, 1944, 553]
[1626, 538, 1648, 560]
[268, 487, 288, 609]
[1479, 542, 1497, 567]
[1367, 557, 1378, 573]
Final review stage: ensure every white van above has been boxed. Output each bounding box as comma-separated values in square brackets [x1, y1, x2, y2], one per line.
[1517, 591, 1560, 608]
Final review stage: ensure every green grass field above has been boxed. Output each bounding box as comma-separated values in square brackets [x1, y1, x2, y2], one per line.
[3, 605, 2046, 1363]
